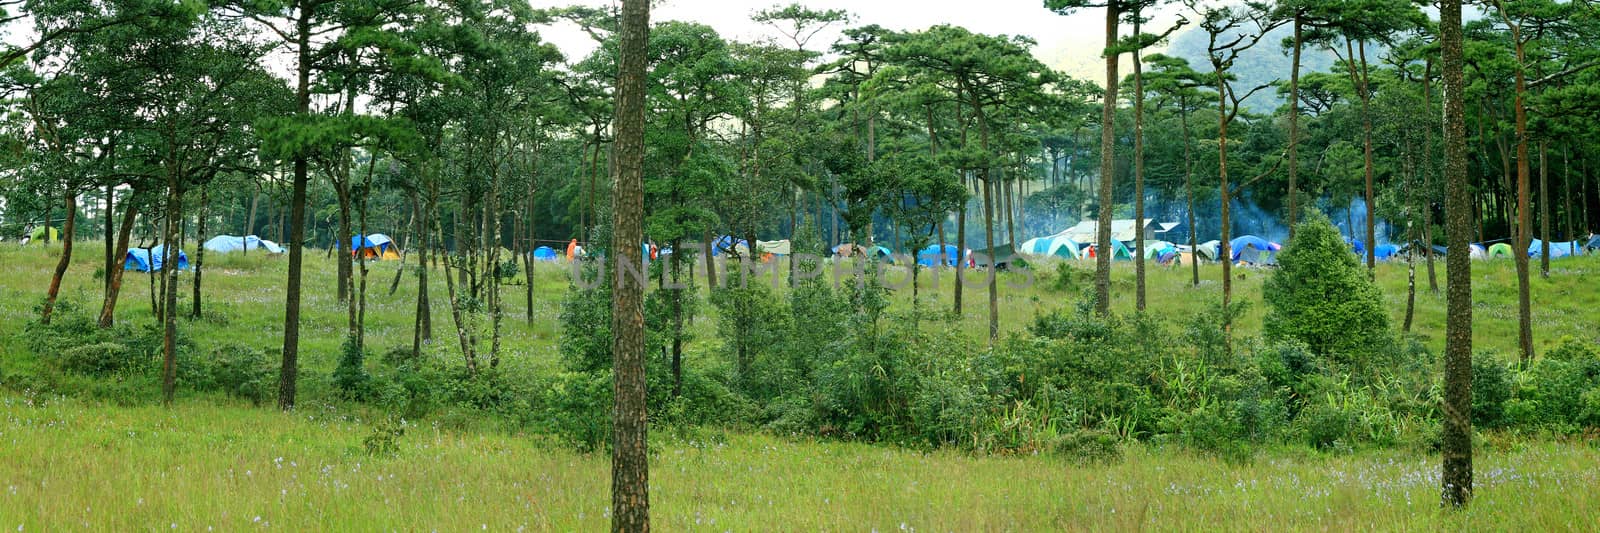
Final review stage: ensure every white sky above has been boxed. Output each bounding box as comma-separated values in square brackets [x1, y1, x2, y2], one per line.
[531, 0, 1192, 82]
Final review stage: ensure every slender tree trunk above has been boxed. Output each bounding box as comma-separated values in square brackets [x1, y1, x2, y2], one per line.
[40, 191, 77, 325]
[161, 184, 180, 406]
[1216, 68, 1234, 348]
[1539, 141, 1549, 277]
[1093, 5, 1119, 317]
[279, 7, 314, 411]
[1354, 40, 1377, 273]
[104, 185, 115, 294]
[610, 0, 652, 528]
[1133, 13, 1147, 312]
[1287, 16, 1303, 238]
[191, 186, 208, 318]
[1423, 63, 1439, 293]
[99, 200, 139, 328]
[1440, 0, 1474, 506]
[1183, 104, 1198, 287]
[1507, 24, 1534, 365]
[441, 205, 476, 375]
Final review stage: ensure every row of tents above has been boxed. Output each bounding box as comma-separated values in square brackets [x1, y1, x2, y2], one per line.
[1019, 233, 1283, 265]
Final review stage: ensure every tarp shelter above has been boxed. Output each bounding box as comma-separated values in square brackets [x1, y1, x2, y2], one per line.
[1487, 243, 1515, 259]
[533, 246, 558, 261]
[1528, 239, 1585, 258]
[28, 227, 59, 242]
[1469, 244, 1487, 260]
[971, 243, 1021, 270]
[351, 234, 400, 260]
[204, 235, 284, 254]
[1347, 239, 1366, 256]
[1020, 235, 1081, 260]
[1374, 244, 1399, 261]
[756, 240, 791, 255]
[1230, 235, 1280, 264]
[1084, 240, 1132, 261]
[916, 244, 962, 267]
[125, 246, 189, 272]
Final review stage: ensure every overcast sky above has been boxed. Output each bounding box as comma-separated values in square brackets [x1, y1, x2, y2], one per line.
[530, 0, 1192, 81]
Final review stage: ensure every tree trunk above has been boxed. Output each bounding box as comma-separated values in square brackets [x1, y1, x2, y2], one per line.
[279, 8, 313, 411]
[1093, 5, 1119, 317]
[99, 199, 139, 328]
[1422, 62, 1439, 294]
[40, 191, 77, 325]
[191, 186, 208, 319]
[104, 185, 115, 294]
[1133, 13, 1147, 313]
[161, 181, 180, 406]
[1355, 40, 1377, 273]
[1508, 25, 1534, 365]
[1216, 66, 1234, 349]
[1180, 102, 1198, 287]
[1287, 16, 1303, 238]
[611, 0, 652, 528]
[1538, 141, 1549, 277]
[1440, 0, 1474, 506]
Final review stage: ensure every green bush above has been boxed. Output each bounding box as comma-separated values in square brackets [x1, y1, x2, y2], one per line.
[1264, 212, 1392, 367]
[1471, 352, 1513, 428]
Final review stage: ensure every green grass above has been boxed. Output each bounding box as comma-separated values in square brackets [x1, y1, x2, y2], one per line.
[1, 241, 1598, 528]
[1, 394, 1597, 530]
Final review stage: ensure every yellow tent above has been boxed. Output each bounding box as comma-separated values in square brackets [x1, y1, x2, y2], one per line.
[28, 227, 60, 242]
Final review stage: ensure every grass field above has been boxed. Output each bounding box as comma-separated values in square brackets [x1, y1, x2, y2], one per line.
[1, 241, 1598, 529]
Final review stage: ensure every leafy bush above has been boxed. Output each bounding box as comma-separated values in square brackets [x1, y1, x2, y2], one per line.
[1264, 212, 1392, 367]
[332, 336, 371, 400]
[1472, 352, 1513, 428]
[26, 315, 164, 378]
[191, 343, 276, 405]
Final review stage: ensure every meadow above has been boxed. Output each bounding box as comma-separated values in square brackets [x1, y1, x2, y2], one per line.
[1, 241, 1598, 529]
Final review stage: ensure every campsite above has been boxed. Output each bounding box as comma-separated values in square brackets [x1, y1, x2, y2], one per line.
[4, 0, 1600, 528]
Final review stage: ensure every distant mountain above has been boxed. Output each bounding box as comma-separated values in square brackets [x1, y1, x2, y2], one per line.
[1162, 23, 1346, 114]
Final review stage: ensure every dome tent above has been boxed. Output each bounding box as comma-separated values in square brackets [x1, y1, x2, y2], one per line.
[1020, 235, 1081, 260]
[1487, 242, 1515, 259]
[1230, 235, 1281, 264]
[1527, 239, 1585, 259]
[533, 246, 558, 261]
[204, 235, 284, 254]
[1084, 240, 1132, 261]
[125, 246, 189, 272]
[351, 234, 400, 260]
[916, 244, 961, 267]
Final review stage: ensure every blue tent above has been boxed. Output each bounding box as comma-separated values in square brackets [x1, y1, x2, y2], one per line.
[533, 246, 558, 261]
[1347, 239, 1366, 256]
[1021, 235, 1082, 260]
[1230, 235, 1280, 263]
[125, 246, 189, 272]
[204, 235, 284, 254]
[1374, 244, 1400, 260]
[917, 244, 960, 267]
[1528, 239, 1586, 259]
[710, 235, 749, 257]
[1587, 236, 1600, 251]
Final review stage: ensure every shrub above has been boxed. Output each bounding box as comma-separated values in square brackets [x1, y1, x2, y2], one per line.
[1050, 429, 1122, 464]
[1264, 212, 1391, 367]
[332, 336, 371, 400]
[1471, 352, 1513, 428]
[200, 344, 275, 405]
